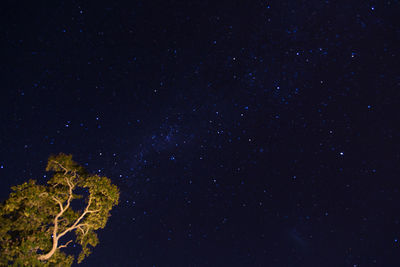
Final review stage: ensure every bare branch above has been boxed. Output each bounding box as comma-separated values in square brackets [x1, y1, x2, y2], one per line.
[52, 197, 64, 212]
[37, 154, 119, 262]
[58, 240, 73, 249]
[81, 195, 100, 213]
[64, 176, 74, 189]
[38, 169, 76, 261]
[52, 160, 69, 175]
[57, 195, 100, 240]
[86, 195, 93, 210]
[83, 226, 90, 235]
[87, 208, 101, 213]
[77, 225, 85, 235]
[76, 223, 91, 235]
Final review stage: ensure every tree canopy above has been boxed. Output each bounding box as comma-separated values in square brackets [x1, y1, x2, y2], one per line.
[0, 153, 120, 266]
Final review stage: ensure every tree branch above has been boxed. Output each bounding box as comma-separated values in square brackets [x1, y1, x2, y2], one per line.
[52, 197, 64, 212]
[57, 196, 99, 240]
[64, 178, 74, 210]
[38, 170, 76, 261]
[77, 225, 85, 235]
[58, 240, 72, 249]
[76, 223, 91, 235]
[52, 160, 69, 175]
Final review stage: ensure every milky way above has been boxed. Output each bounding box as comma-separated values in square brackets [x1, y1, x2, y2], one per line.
[1, 1, 399, 266]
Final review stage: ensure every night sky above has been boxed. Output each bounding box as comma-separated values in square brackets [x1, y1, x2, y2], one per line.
[1, 1, 400, 266]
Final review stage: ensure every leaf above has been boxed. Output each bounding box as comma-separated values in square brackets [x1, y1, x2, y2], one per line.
[0, 153, 120, 266]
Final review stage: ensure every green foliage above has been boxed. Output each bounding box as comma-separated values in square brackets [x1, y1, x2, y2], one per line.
[0, 153, 120, 266]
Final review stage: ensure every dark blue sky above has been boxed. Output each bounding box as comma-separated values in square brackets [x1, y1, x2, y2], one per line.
[1, 1, 400, 266]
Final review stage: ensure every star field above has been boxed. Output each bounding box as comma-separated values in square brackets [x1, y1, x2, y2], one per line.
[1, 0, 400, 266]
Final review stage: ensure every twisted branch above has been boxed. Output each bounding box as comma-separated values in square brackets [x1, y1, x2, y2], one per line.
[58, 240, 72, 249]
[38, 163, 100, 261]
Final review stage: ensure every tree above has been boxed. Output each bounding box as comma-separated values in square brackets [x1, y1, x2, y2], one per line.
[0, 153, 120, 266]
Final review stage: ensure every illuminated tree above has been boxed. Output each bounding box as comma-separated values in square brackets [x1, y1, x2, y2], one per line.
[0, 153, 120, 266]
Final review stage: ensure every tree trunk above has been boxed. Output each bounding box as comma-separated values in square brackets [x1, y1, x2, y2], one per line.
[37, 239, 58, 261]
